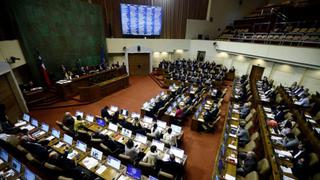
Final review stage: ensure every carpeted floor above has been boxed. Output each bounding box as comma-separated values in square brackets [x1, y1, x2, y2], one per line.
[30, 76, 232, 180]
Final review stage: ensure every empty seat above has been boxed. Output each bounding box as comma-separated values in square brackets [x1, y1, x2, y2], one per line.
[239, 140, 256, 152]
[257, 158, 270, 176]
[237, 171, 259, 180]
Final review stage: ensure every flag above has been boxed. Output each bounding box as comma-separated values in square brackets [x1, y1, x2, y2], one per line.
[100, 47, 105, 65]
[38, 55, 51, 87]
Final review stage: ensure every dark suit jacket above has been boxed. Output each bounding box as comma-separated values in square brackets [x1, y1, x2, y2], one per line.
[161, 160, 183, 178]
[22, 142, 49, 161]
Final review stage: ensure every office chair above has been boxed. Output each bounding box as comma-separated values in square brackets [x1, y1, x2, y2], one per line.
[308, 153, 319, 168]
[250, 132, 260, 142]
[239, 140, 256, 153]
[138, 161, 155, 177]
[118, 153, 134, 166]
[76, 130, 91, 143]
[44, 162, 63, 172]
[100, 143, 120, 156]
[25, 153, 43, 167]
[17, 144, 29, 154]
[257, 158, 270, 177]
[58, 176, 74, 180]
[158, 170, 174, 180]
[56, 121, 64, 129]
[245, 121, 253, 132]
[237, 171, 259, 180]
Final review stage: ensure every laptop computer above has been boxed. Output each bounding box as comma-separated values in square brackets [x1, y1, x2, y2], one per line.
[157, 120, 167, 129]
[91, 147, 103, 161]
[75, 111, 84, 118]
[76, 140, 87, 152]
[86, 114, 94, 123]
[143, 116, 153, 124]
[135, 134, 147, 144]
[22, 113, 30, 122]
[63, 134, 73, 146]
[12, 158, 21, 173]
[108, 122, 118, 132]
[131, 112, 140, 119]
[169, 147, 184, 159]
[151, 139, 165, 151]
[127, 165, 142, 180]
[0, 149, 9, 162]
[96, 118, 106, 127]
[107, 155, 121, 170]
[23, 168, 36, 180]
[52, 128, 60, 138]
[110, 106, 118, 112]
[171, 124, 182, 134]
[31, 118, 38, 127]
[121, 128, 132, 138]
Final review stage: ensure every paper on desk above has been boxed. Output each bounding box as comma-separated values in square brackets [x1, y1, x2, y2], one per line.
[100, 129, 108, 135]
[231, 124, 238, 129]
[82, 157, 98, 169]
[54, 142, 64, 148]
[67, 150, 78, 159]
[263, 107, 272, 112]
[280, 166, 292, 174]
[266, 113, 275, 119]
[231, 117, 239, 121]
[20, 125, 35, 131]
[275, 149, 292, 158]
[46, 136, 55, 141]
[96, 165, 107, 175]
[15, 121, 26, 127]
[224, 174, 236, 180]
[227, 144, 237, 150]
[234, 104, 240, 108]
[229, 133, 237, 138]
[271, 136, 282, 141]
[232, 109, 239, 114]
[283, 175, 295, 180]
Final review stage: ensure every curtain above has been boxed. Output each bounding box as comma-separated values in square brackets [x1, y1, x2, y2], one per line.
[92, 0, 209, 39]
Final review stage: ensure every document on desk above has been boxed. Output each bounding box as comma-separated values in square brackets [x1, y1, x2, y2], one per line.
[229, 133, 237, 138]
[231, 117, 239, 121]
[230, 124, 238, 129]
[96, 165, 107, 175]
[224, 174, 236, 180]
[271, 135, 282, 141]
[280, 166, 292, 174]
[266, 113, 275, 119]
[82, 157, 98, 169]
[67, 150, 78, 159]
[263, 107, 272, 113]
[283, 175, 295, 180]
[232, 109, 240, 114]
[46, 136, 55, 141]
[275, 149, 292, 158]
[54, 142, 64, 148]
[233, 104, 240, 109]
[227, 144, 237, 150]
[20, 124, 35, 131]
[100, 129, 109, 135]
[14, 121, 27, 127]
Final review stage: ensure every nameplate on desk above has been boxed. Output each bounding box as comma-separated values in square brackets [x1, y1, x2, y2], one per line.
[82, 157, 98, 169]
[226, 156, 238, 164]
[54, 142, 64, 148]
[231, 117, 239, 121]
[263, 107, 272, 113]
[229, 133, 237, 138]
[96, 165, 107, 175]
[227, 144, 237, 150]
[271, 135, 282, 141]
[14, 121, 27, 127]
[274, 149, 292, 158]
[283, 175, 295, 180]
[230, 124, 238, 129]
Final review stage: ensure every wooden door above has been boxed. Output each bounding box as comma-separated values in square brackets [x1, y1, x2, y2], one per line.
[0, 74, 22, 123]
[250, 65, 265, 81]
[128, 53, 150, 76]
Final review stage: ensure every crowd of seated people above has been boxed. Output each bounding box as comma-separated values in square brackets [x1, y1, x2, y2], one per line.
[159, 59, 227, 84]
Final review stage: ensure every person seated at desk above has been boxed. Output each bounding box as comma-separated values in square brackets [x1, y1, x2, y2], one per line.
[130, 118, 147, 135]
[291, 142, 307, 163]
[142, 145, 160, 166]
[62, 112, 75, 130]
[100, 134, 124, 153]
[48, 151, 92, 180]
[160, 154, 183, 178]
[0, 132, 32, 147]
[281, 133, 299, 150]
[237, 151, 257, 177]
[0, 104, 21, 134]
[21, 137, 51, 161]
[238, 121, 249, 147]
[175, 105, 183, 119]
[274, 107, 286, 122]
[295, 94, 310, 107]
[74, 115, 86, 132]
[162, 128, 177, 147]
[125, 139, 144, 162]
[150, 124, 162, 140]
[240, 103, 251, 119]
[101, 106, 112, 119]
[292, 156, 308, 180]
[280, 121, 292, 136]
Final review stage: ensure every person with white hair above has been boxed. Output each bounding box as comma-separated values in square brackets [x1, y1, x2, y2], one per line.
[237, 151, 257, 177]
[240, 102, 251, 119]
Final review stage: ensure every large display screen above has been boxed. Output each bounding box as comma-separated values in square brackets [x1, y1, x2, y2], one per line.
[121, 4, 162, 36]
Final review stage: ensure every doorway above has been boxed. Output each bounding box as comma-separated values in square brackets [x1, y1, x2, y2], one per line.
[128, 53, 150, 76]
[250, 65, 265, 81]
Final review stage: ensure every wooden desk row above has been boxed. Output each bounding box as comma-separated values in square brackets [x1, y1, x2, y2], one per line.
[56, 67, 127, 100]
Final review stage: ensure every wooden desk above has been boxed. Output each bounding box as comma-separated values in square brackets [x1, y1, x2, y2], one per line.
[56, 67, 127, 100]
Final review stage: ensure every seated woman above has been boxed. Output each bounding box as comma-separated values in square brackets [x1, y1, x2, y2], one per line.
[142, 145, 160, 166]
[162, 128, 177, 147]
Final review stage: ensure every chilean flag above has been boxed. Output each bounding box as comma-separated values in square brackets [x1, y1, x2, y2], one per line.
[38, 55, 51, 87]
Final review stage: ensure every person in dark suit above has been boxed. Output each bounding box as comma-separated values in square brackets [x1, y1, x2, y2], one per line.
[238, 122, 250, 147]
[237, 151, 257, 177]
[99, 134, 124, 153]
[21, 138, 51, 161]
[161, 154, 183, 178]
[62, 112, 75, 130]
[0, 104, 21, 134]
[100, 106, 112, 119]
[48, 151, 92, 180]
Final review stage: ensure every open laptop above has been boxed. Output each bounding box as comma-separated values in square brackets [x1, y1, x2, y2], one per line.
[169, 147, 184, 159]
[149, 176, 158, 180]
[22, 113, 30, 122]
[171, 124, 182, 134]
[157, 120, 167, 129]
[96, 118, 106, 127]
[76, 140, 87, 152]
[110, 106, 118, 112]
[75, 110, 84, 118]
[127, 165, 142, 180]
[32, 122, 49, 138]
[107, 155, 121, 170]
[91, 147, 103, 161]
[85, 114, 94, 123]
[143, 116, 153, 124]
[131, 112, 140, 119]
[63, 134, 73, 146]
[121, 109, 128, 116]
[52, 128, 60, 139]
[151, 139, 165, 151]
[0, 149, 9, 162]
[30, 118, 38, 127]
[23, 168, 36, 180]
[135, 133, 147, 144]
[12, 158, 21, 173]
[121, 128, 132, 138]
[108, 122, 118, 132]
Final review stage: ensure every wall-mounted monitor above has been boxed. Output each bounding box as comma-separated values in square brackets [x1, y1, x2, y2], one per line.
[121, 3, 162, 36]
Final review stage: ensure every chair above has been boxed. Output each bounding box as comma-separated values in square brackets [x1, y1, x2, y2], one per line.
[44, 162, 63, 172]
[100, 143, 119, 156]
[291, 127, 301, 138]
[239, 140, 256, 152]
[250, 132, 260, 142]
[158, 170, 174, 180]
[245, 121, 253, 131]
[56, 121, 64, 129]
[118, 153, 134, 166]
[77, 130, 91, 143]
[57, 176, 74, 180]
[237, 171, 259, 180]
[25, 153, 42, 167]
[138, 161, 155, 177]
[257, 158, 270, 176]
[308, 153, 319, 167]
[17, 145, 29, 154]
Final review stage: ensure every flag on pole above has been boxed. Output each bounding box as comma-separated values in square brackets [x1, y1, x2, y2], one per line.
[38, 54, 51, 87]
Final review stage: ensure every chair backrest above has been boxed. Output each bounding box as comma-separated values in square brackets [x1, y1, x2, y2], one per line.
[245, 171, 259, 180]
[309, 153, 319, 167]
[245, 121, 253, 131]
[244, 140, 256, 152]
[257, 158, 270, 175]
[158, 170, 174, 180]
[291, 127, 301, 138]
[138, 161, 154, 176]
[118, 153, 133, 166]
[250, 132, 260, 142]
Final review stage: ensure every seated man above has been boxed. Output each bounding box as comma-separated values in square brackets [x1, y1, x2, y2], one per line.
[238, 122, 249, 147]
[175, 106, 183, 119]
[62, 112, 75, 130]
[142, 145, 160, 166]
[0, 104, 21, 134]
[100, 106, 112, 119]
[73, 115, 86, 132]
[47, 151, 92, 180]
[240, 103, 251, 119]
[281, 133, 299, 150]
[237, 151, 257, 177]
[162, 128, 177, 147]
[100, 134, 124, 153]
[21, 137, 51, 161]
[161, 154, 183, 178]
[295, 94, 310, 107]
